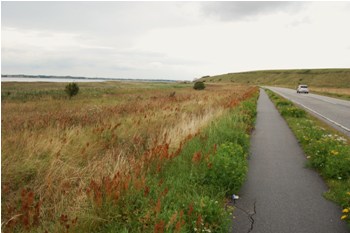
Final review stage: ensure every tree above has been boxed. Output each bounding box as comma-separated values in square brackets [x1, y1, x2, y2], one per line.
[65, 82, 79, 99]
[193, 81, 205, 90]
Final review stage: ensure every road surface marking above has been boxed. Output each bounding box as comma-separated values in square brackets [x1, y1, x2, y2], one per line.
[308, 95, 339, 105]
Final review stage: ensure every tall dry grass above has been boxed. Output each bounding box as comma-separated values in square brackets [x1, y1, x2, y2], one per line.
[1, 82, 256, 232]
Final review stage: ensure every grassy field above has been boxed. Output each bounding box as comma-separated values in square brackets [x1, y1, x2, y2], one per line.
[266, 89, 350, 226]
[1, 81, 258, 232]
[199, 69, 350, 88]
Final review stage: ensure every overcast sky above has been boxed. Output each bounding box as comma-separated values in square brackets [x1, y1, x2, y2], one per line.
[2, 1, 350, 80]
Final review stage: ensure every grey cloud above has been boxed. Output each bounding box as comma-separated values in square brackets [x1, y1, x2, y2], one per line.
[2, 2, 137, 33]
[1, 2, 196, 36]
[1, 38, 198, 79]
[200, 1, 305, 21]
[1, 2, 200, 50]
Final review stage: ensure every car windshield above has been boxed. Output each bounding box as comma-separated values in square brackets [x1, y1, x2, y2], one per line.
[300, 85, 308, 88]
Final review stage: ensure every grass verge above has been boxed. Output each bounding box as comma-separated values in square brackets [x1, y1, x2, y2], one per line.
[265, 89, 350, 226]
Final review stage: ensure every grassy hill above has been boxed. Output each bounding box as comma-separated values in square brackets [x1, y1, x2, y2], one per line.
[199, 69, 350, 88]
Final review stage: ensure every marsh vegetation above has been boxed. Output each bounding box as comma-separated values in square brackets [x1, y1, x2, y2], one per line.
[1, 81, 258, 232]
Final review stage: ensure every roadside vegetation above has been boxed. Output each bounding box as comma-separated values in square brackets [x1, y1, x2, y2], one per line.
[2, 81, 258, 232]
[266, 89, 350, 225]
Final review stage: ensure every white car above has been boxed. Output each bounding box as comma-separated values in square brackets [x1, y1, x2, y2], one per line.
[297, 85, 309, 94]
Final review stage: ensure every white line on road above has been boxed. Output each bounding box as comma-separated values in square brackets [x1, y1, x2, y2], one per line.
[268, 89, 350, 133]
[309, 95, 339, 105]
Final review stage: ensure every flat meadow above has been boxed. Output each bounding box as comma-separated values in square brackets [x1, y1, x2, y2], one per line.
[1, 81, 258, 232]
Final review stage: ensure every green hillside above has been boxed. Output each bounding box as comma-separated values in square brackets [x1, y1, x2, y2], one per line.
[199, 69, 350, 88]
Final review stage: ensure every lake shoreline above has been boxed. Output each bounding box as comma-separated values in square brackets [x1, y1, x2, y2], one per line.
[1, 76, 179, 83]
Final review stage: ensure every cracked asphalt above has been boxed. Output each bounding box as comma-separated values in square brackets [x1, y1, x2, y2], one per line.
[231, 89, 349, 233]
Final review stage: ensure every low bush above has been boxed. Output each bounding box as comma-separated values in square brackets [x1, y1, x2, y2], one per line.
[280, 106, 306, 118]
[193, 81, 205, 90]
[65, 82, 79, 99]
[276, 100, 292, 107]
[204, 142, 247, 195]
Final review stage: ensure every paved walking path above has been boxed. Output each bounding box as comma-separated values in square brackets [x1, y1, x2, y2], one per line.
[231, 89, 349, 233]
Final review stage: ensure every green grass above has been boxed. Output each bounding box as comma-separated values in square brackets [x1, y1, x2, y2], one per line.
[199, 69, 350, 88]
[266, 89, 350, 226]
[1, 81, 193, 102]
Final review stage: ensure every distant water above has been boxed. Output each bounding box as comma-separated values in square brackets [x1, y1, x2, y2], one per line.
[1, 77, 106, 82]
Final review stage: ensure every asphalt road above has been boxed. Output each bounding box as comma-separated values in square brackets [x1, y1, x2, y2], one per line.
[264, 86, 350, 138]
[231, 89, 349, 233]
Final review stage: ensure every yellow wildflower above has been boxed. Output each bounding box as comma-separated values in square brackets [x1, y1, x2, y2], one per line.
[330, 150, 339, 156]
[341, 215, 348, 220]
[343, 208, 350, 213]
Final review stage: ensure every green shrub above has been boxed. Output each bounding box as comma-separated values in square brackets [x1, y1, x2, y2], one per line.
[276, 100, 292, 107]
[193, 81, 205, 90]
[324, 150, 350, 180]
[65, 82, 79, 99]
[304, 136, 350, 180]
[204, 142, 247, 195]
[280, 106, 306, 118]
